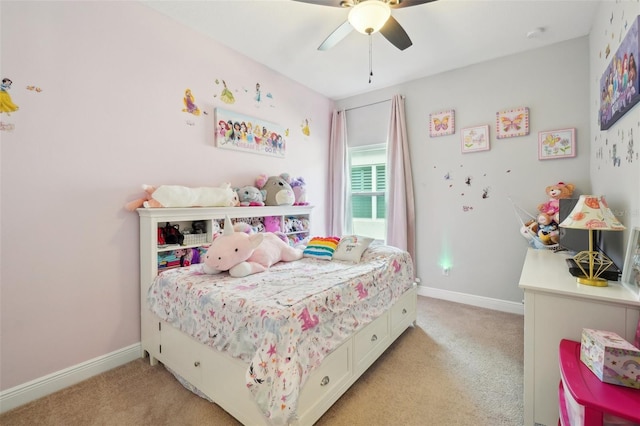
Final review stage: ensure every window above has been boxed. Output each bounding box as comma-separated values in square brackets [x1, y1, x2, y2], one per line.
[349, 145, 387, 241]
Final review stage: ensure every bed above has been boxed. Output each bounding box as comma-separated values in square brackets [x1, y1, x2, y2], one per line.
[138, 207, 417, 425]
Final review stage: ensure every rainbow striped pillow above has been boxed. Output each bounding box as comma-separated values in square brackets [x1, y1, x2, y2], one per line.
[303, 236, 341, 260]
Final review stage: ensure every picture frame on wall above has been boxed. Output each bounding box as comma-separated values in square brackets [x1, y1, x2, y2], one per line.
[496, 107, 529, 139]
[621, 227, 640, 299]
[538, 128, 576, 160]
[215, 108, 286, 158]
[599, 15, 640, 131]
[429, 109, 455, 137]
[461, 125, 490, 153]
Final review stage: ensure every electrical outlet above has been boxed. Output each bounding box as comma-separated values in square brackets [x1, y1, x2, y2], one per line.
[442, 267, 450, 276]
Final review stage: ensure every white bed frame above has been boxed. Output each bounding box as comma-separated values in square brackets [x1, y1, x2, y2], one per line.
[138, 207, 417, 425]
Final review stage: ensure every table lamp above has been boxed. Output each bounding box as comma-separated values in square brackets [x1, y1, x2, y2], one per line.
[558, 195, 625, 287]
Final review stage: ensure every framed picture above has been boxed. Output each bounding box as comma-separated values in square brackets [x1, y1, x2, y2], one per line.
[215, 108, 286, 158]
[429, 109, 455, 137]
[538, 128, 576, 160]
[599, 15, 640, 131]
[461, 125, 490, 153]
[621, 227, 640, 299]
[496, 107, 529, 139]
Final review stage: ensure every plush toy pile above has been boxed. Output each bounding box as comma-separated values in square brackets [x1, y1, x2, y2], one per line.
[125, 173, 308, 211]
[520, 182, 575, 249]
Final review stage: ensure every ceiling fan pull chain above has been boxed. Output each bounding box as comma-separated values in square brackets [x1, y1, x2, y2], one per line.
[368, 34, 373, 83]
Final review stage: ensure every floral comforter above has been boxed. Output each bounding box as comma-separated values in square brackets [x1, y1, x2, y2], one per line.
[147, 243, 414, 425]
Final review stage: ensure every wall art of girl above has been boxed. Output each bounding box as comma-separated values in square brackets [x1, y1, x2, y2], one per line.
[0, 78, 19, 115]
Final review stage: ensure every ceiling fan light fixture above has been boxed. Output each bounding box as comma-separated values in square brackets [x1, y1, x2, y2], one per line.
[348, 1, 391, 35]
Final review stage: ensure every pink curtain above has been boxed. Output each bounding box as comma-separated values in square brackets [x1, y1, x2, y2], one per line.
[328, 109, 351, 236]
[386, 95, 416, 263]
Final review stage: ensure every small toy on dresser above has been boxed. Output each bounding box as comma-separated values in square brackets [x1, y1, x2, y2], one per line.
[537, 182, 575, 224]
[125, 183, 239, 210]
[580, 328, 640, 389]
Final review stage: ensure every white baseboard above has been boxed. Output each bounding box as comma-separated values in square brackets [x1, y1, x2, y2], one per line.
[417, 285, 524, 315]
[0, 343, 142, 414]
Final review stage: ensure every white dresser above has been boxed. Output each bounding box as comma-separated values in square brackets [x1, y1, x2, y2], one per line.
[519, 248, 640, 426]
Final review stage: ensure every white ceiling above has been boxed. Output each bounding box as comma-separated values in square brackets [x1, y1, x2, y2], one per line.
[142, 0, 600, 100]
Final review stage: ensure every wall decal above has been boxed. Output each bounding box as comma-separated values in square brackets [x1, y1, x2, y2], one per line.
[429, 109, 455, 137]
[182, 88, 201, 116]
[254, 82, 262, 106]
[215, 108, 285, 158]
[0, 78, 19, 115]
[0, 122, 15, 132]
[496, 107, 529, 139]
[301, 118, 311, 136]
[26, 85, 42, 92]
[219, 80, 235, 104]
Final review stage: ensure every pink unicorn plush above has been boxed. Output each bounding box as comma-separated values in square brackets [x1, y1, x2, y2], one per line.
[202, 216, 303, 278]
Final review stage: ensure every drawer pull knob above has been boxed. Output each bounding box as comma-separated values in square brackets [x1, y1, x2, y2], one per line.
[402, 308, 407, 314]
[320, 376, 330, 386]
[194, 361, 200, 367]
[371, 334, 378, 342]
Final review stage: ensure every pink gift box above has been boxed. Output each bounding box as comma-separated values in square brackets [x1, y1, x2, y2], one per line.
[580, 328, 640, 389]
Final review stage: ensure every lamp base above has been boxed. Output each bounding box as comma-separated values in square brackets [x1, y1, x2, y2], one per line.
[576, 276, 609, 287]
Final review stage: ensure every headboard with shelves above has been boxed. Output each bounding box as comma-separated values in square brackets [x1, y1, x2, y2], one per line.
[137, 205, 314, 289]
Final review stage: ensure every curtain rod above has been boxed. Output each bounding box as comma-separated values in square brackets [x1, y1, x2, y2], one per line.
[343, 95, 404, 112]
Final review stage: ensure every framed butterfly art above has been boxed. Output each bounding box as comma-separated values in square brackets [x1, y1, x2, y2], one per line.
[496, 107, 529, 139]
[461, 125, 490, 153]
[538, 128, 576, 160]
[429, 109, 455, 137]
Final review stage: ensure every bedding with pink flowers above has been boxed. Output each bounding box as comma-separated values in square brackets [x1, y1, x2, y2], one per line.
[147, 242, 414, 425]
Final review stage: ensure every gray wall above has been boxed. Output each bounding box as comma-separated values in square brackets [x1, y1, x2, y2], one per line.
[337, 37, 592, 305]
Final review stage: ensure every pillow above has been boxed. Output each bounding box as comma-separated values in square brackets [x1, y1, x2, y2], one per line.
[303, 236, 340, 260]
[332, 235, 374, 263]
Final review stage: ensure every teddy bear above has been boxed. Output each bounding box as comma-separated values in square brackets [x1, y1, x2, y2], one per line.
[234, 185, 265, 207]
[125, 183, 240, 211]
[537, 182, 575, 224]
[255, 174, 295, 206]
[202, 216, 303, 278]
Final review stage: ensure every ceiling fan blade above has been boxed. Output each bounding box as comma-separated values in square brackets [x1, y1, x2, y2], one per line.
[318, 20, 353, 51]
[292, 0, 345, 7]
[390, 0, 438, 8]
[380, 15, 412, 50]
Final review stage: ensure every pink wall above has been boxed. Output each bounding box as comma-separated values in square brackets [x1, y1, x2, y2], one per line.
[0, 1, 333, 390]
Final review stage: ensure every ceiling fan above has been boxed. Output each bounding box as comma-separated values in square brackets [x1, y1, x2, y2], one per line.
[293, 0, 437, 51]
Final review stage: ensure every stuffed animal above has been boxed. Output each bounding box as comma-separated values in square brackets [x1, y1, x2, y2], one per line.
[202, 216, 303, 278]
[536, 213, 559, 245]
[255, 174, 295, 206]
[520, 219, 539, 242]
[290, 177, 308, 206]
[264, 216, 281, 232]
[537, 182, 575, 224]
[235, 185, 265, 207]
[125, 183, 240, 210]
